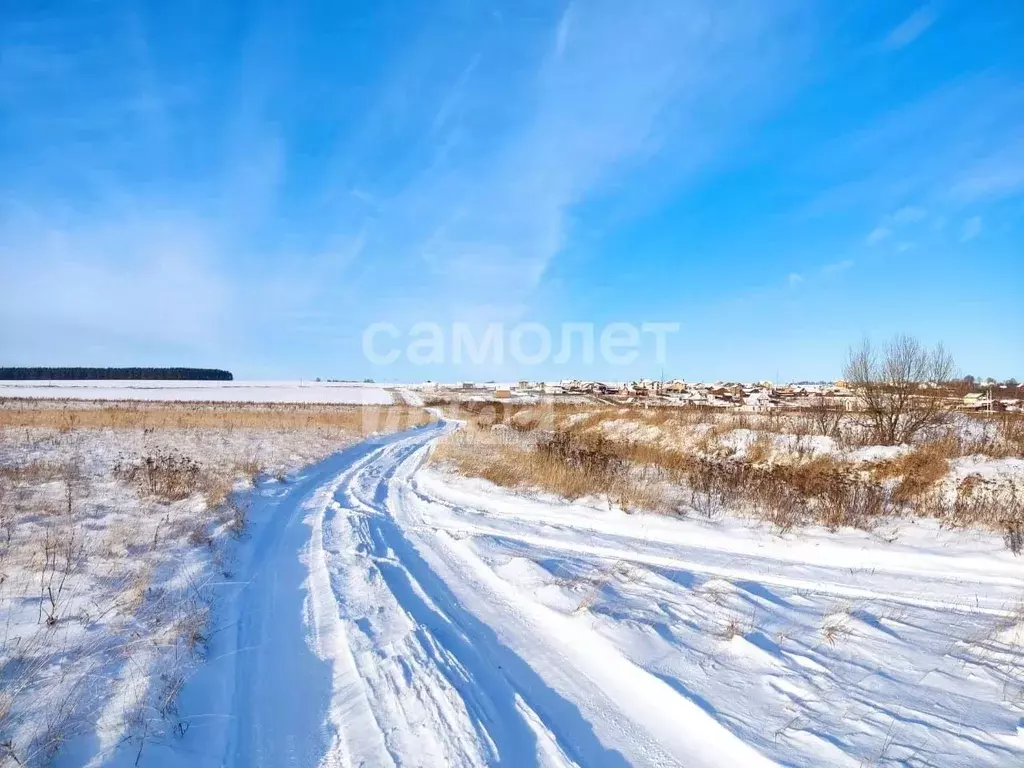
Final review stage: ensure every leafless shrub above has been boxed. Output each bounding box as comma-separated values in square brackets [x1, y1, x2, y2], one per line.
[844, 334, 956, 445]
[38, 526, 80, 626]
[761, 408, 785, 433]
[730, 457, 883, 532]
[538, 430, 626, 480]
[719, 616, 746, 641]
[226, 499, 249, 538]
[687, 458, 743, 517]
[1006, 515, 1023, 555]
[37, 486, 85, 627]
[0, 484, 12, 553]
[726, 412, 753, 431]
[835, 421, 876, 449]
[420, 396, 455, 408]
[994, 486, 1023, 555]
[187, 525, 213, 549]
[791, 432, 817, 461]
[994, 412, 1024, 457]
[115, 452, 203, 502]
[433, 426, 670, 513]
[806, 394, 844, 438]
[959, 412, 1024, 459]
[937, 476, 1024, 554]
[233, 457, 262, 485]
[818, 477, 888, 531]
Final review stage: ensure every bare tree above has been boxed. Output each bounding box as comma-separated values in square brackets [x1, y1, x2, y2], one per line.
[844, 335, 956, 445]
[806, 394, 844, 438]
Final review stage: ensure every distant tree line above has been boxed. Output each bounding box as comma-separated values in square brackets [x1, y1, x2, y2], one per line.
[0, 367, 233, 381]
[960, 375, 1020, 389]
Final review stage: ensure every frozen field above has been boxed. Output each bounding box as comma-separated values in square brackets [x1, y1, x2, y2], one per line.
[0, 380, 394, 405]
[0, 420, 370, 767]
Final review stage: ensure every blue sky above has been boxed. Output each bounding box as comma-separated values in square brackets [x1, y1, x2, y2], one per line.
[1, 0, 1021, 382]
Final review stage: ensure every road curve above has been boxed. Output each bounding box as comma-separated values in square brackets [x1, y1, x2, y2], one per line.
[164, 420, 773, 768]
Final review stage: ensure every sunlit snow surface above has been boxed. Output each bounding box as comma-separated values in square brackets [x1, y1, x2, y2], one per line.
[3, 420, 1022, 767]
[164, 423, 1024, 767]
[0, 380, 394, 404]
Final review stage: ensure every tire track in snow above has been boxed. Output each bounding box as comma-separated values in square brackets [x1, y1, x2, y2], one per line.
[177, 437, 404, 768]
[180, 421, 779, 766]
[163, 420, 1024, 767]
[308, 421, 775, 767]
[172, 418, 1024, 768]
[318, 428, 635, 766]
[302, 440, 395, 767]
[402, 475, 1024, 618]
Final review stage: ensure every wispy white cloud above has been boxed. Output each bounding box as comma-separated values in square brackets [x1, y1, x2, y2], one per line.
[554, 2, 574, 59]
[866, 226, 891, 245]
[431, 53, 482, 134]
[367, 0, 815, 321]
[865, 204, 930, 247]
[0, 1, 825, 371]
[821, 258, 854, 274]
[960, 215, 982, 242]
[0, 212, 234, 361]
[883, 6, 937, 50]
[951, 158, 1024, 201]
[7, 1, 1014, 378]
[892, 205, 927, 223]
[805, 76, 1024, 216]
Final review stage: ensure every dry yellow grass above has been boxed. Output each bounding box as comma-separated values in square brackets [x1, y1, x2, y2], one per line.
[958, 412, 1024, 459]
[0, 459, 69, 486]
[432, 427, 670, 512]
[2, 401, 435, 518]
[0, 401, 433, 433]
[871, 437, 957, 503]
[745, 432, 775, 464]
[429, 402, 1024, 542]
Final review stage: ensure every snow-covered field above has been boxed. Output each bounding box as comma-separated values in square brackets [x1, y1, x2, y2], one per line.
[0, 423, 368, 767]
[3, 418, 1023, 766]
[0, 380, 393, 405]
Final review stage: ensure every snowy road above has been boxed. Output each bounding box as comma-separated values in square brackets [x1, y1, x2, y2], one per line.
[162, 421, 1024, 768]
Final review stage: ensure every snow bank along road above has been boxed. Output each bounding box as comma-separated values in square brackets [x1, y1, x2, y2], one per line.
[161, 420, 1024, 768]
